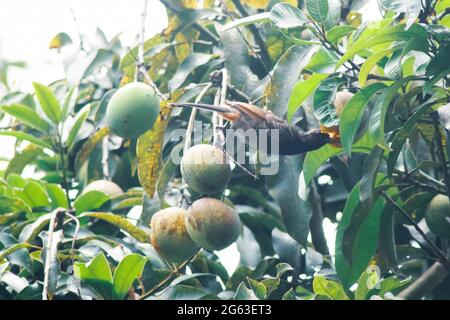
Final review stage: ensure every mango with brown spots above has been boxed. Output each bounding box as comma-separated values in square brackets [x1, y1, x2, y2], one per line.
[181, 144, 231, 195]
[150, 207, 199, 262]
[185, 198, 241, 251]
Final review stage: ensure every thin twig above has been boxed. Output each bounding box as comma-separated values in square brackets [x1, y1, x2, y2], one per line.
[101, 136, 110, 180]
[68, 1, 85, 51]
[184, 83, 213, 154]
[212, 88, 222, 148]
[63, 211, 81, 298]
[136, 0, 165, 100]
[57, 132, 72, 210]
[138, 250, 199, 300]
[229, 0, 272, 73]
[42, 208, 66, 300]
[380, 190, 450, 270]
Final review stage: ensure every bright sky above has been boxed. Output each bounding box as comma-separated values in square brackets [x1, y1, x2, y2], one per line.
[0, 0, 381, 275]
[0, 0, 168, 90]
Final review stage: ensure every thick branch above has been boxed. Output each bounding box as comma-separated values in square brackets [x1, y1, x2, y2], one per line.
[381, 190, 450, 270]
[398, 262, 449, 300]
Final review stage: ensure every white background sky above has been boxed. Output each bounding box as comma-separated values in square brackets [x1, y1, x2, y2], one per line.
[0, 0, 381, 275]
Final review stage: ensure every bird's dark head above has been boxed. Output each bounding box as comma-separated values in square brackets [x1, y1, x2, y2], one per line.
[301, 129, 331, 151]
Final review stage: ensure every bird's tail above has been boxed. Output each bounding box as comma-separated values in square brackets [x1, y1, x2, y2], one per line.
[170, 102, 230, 113]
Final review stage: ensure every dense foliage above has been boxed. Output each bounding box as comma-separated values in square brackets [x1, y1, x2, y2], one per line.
[0, 0, 450, 300]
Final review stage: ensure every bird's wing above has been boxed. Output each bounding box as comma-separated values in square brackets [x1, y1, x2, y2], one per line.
[226, 101, 268, 121]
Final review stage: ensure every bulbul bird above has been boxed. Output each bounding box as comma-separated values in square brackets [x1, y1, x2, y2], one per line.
[171, 100, 331, 155]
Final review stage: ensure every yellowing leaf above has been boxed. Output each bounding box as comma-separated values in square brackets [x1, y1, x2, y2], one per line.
[346, 11, 362, 27]
[75, 127, 110, 170]
[49, 32, 73, 49]
[81, 212, 150, 243]
[241, 0, 270, 9]
[137, 92, 183, 198]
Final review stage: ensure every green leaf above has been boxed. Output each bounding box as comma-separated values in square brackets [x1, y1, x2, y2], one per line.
[95, 89, 116, 126]
[75, 127, 110, 170]
[220, 28, 260, 95]
[18, 213, 52, 243]
[369, 77, 415, 148]
[359, 146, 384, 211]
[223, 12, 271, 31]
[80, 212, 151, 243]
[0, 243, 34, 262]
[266, 156, 311, 246]
[378, 0, 422, 29]
[306, 0, 329, 24]
[168, 53, 212, 92]
[112, 254, 147, 300]
[313, 275, 349, 300]
[5, 145, 43, 178]
[61, 86, 78, 120]
[151, 284, 215, 300]
[0, 196, 31, 216]
[335, 180, 386, 288]
[270, 2, 307, 29]
[247, 278, 267, 299]
[66, 107, 90, 150]
[338, 24, 427, 68]
[156, 144, 182, 202]
[301, 132, 375, 186]
[340, 83, 386, 154]
[323, 0, 341, 30]
[1, 104, 50, 132]
[306, 46, 340, 74]
[32, 82, 61, 124]
[326, 25, 355, 44]
[0, 131, 52, 150]
[287, 74, 328, 122]
[23, 181, 50, 208]
[358, 49, 392, 86]
[234, 282, 259, 300]
[272, 228, 301, 267]
[426, 42, 450, 76]
[377, 204, 398, 271]
[74, 191, 110, 214]
[379, 276, 411, 296]
[313, 76, 345, 127]
[387, 100, 437, 175]
[74, 252, 113, 299]
[355, 265, 381, 300]
[46, 184, 69, 209]
[265, 45, 317, 116]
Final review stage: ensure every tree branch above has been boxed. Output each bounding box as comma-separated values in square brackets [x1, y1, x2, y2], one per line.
[380, 190, 450, 270]
[397, 262, 449, 299]
[137, 0, 165, 100]
[138, 250, 199, 300]
[184, 83, 212, 154]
